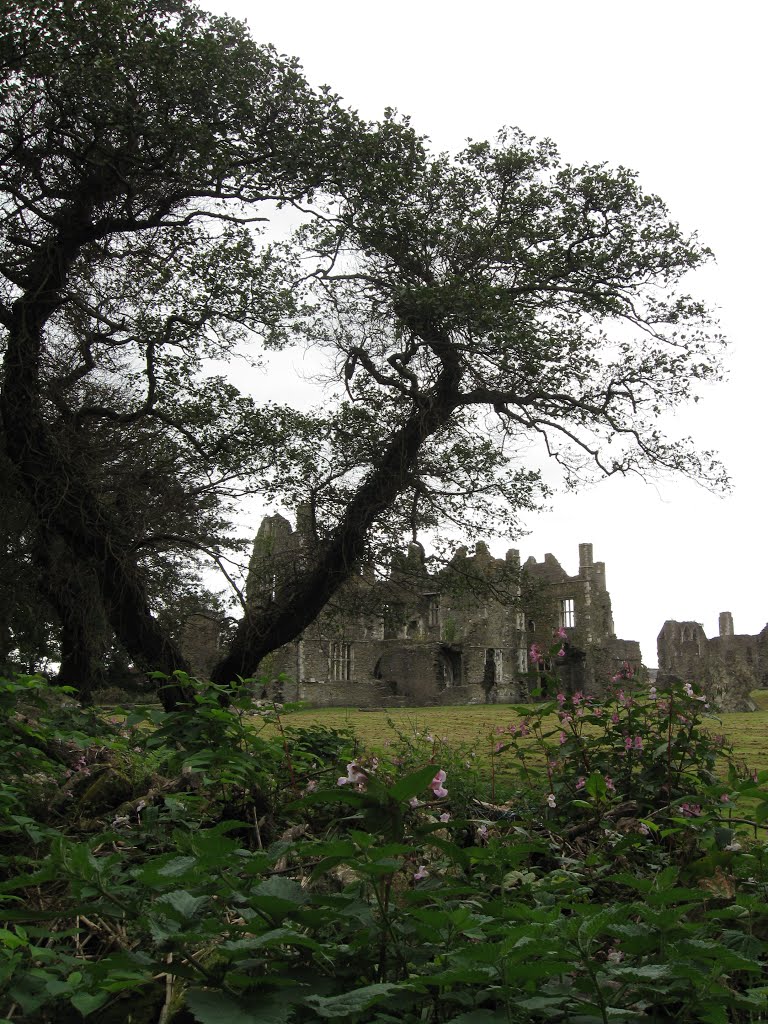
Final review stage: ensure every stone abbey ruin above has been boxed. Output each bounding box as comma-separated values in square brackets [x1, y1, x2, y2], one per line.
[182, 514, 763, 712]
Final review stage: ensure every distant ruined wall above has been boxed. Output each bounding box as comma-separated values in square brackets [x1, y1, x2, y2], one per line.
[657, 613, 766, 712]
[192, 514, 644, 709]
[183, 514, 763, 714]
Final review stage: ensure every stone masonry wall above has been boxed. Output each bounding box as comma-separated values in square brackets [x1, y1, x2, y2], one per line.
[657, 614, 765, 712]
[211, 515, 645, 709]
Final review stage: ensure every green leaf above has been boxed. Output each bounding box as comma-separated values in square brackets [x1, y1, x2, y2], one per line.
[156, 890, 209, 920]
[303, 983, 400, 1017]
[70, 990, 109, 1016]
[390, 764, 442, 802]
[254, 876, 307, 905]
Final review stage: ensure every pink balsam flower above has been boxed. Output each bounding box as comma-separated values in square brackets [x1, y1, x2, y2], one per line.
[413, 865, 429, 881]
[430, 769, 448, 798]
[337, 762, 367, 787]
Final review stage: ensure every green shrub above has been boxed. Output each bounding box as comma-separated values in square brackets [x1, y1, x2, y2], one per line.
[1, 670, 767, 1023]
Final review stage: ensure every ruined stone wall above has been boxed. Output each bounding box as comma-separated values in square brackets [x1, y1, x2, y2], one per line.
[521, 542, 640, 695]
[182, 514, 643, 708]
[657, 614, 765, 712]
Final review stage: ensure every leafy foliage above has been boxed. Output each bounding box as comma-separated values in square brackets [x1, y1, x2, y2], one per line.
[2, 0, 728, 699]
[2, 670, 768, 1023]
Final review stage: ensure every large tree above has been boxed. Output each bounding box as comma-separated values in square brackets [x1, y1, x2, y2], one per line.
[1, 0, 725, 704]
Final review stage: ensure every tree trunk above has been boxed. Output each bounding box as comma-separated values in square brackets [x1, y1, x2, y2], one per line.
[1, 243, 193, 710]
[211, 339, 460, 685]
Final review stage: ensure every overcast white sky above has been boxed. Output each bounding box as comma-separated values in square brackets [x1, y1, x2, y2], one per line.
[202, 0, 766, 667]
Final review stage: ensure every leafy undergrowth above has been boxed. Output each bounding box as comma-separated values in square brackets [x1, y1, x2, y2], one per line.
[2, 669, 768, 1023]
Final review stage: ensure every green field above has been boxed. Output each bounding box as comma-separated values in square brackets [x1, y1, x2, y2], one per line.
[275, 689, 768, 775]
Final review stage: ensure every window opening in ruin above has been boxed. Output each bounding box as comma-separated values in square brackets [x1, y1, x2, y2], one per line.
[560, 599, 575, 629]
[426, 593, 440, 627]
[438, 647, 462, 690]
[483, 648, 503, 688]
[517, 648, 527, 673]
[330, 641, 353, 681]
[527, 619, 535, 632]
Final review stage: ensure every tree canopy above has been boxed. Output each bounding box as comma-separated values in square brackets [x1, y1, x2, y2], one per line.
[0, 0, 726, 704]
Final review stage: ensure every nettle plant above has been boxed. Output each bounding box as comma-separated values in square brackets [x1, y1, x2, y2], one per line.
[2, 670, 768, 1023]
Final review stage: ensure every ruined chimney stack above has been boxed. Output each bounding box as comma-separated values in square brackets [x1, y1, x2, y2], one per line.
[719, 611, 734, 638]
[579, 543, 594, 572]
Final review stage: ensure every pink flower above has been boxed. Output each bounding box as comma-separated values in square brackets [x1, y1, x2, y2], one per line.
[572, 691, 583, 706]
[337, 762, 367, 786]
[529, 642, 543, 664]
[413, 865, 429, 881]
[556, 692, 566, 705]
[494, 741, 504, 753]
[611, 713, 620, 725]
[439, 812, 451, 823]
[476, 824, 489, 841]
[720, 793, 731, 803]
[409, 796, 420, 808]
[633, 735, 643, 750]
[557, 647, 566, 658]
[648, 686, 657, 700]
[638, 823, 650, 836]
[605, 776, 615, 793]
[683, 682, 694, 698]
[679, 802, 702, 817]
[430, 769, 448, 798]
[305, 780, 318, 793]
[559, 731, 567, 745]
[546, 793, 557, 808]
[576, 776, 586, 790]
[624, 736, 633, 750]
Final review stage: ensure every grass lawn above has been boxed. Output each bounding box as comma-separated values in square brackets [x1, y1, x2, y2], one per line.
[274, 689, 768, 775]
